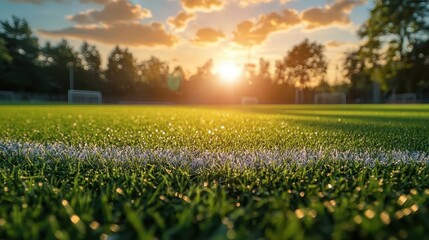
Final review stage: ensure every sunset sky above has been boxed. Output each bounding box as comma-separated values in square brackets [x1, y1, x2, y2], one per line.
[0, 0, 372, 83]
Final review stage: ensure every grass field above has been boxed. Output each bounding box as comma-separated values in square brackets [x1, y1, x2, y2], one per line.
[1, 105, 429, 239]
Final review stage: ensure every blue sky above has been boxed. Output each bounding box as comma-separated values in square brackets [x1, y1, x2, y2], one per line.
[0, 0, 372, 83]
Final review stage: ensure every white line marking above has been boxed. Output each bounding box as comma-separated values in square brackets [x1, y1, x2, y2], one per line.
[1, 141, 428, 170]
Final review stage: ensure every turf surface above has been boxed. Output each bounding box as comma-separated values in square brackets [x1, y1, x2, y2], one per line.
[1, 105, 428, 151]
[1, 105, 429, 239]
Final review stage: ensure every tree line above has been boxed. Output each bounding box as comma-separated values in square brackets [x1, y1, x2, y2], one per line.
[0, 16, 340, 104]
[0, 16, 179, 102]
[0, 16, 329, 103]
[1, 0, 428, 104]
[345, 0, 429, 102]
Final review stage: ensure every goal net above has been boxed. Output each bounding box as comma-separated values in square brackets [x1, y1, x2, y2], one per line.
[0, 91, 16, 101]
[386, 93, 417, 103]
[241, 96, 259, 105]
[314, 92, 346, 104]
[68, 90, 102, 104]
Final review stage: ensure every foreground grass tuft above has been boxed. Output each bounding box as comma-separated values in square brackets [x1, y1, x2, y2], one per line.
[1, 154, 429, 239]
[1, 105, 429, 239]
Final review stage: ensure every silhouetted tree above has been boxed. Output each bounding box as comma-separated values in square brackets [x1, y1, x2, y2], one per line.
[0, 38, 11, 69]
[185, 59, 218, 103]
[267, 59, 294, 103]
[0, 38, 12, 91]
[0, 38, 11, 63]
[282, 39, 327, 88]
[273, 39, 328, 103]
[257, 58, 271, 83]
[358, 0, 429, 93]
[80, 42, 101, 74]
[343, 49, 372, 102]
[40, 39, 81, 93]
[244, 58, 271, 102]
[138, 56, 169, 87]
[274, 60, 286, 85]
[79, 41, 102, 90]
[105, 46, 137, 96]
[194, 59, 214, 80]
[0, 16, 40, 91]
[405, 39, 429, 95]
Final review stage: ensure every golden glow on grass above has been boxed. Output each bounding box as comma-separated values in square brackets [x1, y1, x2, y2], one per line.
[215, 62, 242, 83]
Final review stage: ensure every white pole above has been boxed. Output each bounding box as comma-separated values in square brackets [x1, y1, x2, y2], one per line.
[68, 62, 74, 90]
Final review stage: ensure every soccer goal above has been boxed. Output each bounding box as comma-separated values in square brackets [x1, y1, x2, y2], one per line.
[386, 93, 417, 103]
[0, 91, 16, 101]
[241, 96, 259, 105]
[68, 90, 102, 104]
[314, 92, 346, 104]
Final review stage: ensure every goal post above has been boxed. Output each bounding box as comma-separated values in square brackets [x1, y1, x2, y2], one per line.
[68, 89, 102, 104]
[314, 92, 346, 104]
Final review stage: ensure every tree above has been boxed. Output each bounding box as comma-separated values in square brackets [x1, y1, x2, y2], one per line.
[40, 39, 81, 93]
[359, 0, 428, 61]
[404, 39, 429, 94]
[0, 38, 11, 64]
[194, 58, 214, 80]
[188, 59, 215, 86]
[138, 56, 169, 87]
[0, 38, 12, 90]
[282, 39, 328, 88]
[80, 41, 101, 74]
[358, 0, 429, 93]
[268, 59, 295, 103]
[0, 16, 40, 91]
[185, 59, 217, 103]
[0, 16, 38, 64]
[343, 49, 372, 102]
[274, 39, 327, 104]
[273, 60, 286, 85]
[41, 39, 81, 68]
[257, 58, 271, 83]
[79, 41, 102, 90]
[242, 58, 272, 102]
[105, 46, 138, 95]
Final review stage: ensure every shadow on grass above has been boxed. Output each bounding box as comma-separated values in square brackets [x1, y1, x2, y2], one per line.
[231, 105, 429, 152]
[233, 105, 429, 124]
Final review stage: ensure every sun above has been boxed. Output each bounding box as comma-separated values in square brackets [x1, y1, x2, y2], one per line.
[215, 62, 242, 83]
